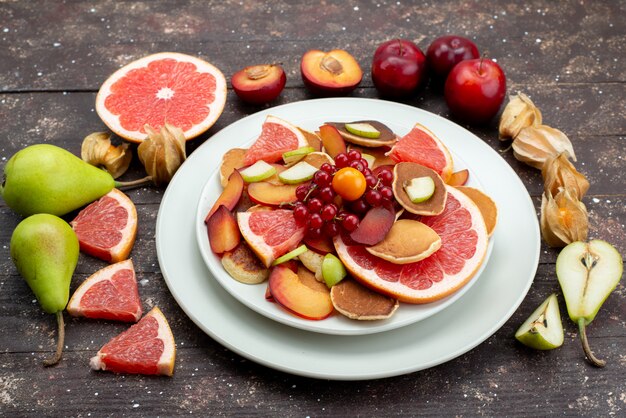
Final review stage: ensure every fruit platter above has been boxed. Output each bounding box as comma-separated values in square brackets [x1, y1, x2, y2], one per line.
[195, 103, 500, 335]
[157, 98, 540, 378]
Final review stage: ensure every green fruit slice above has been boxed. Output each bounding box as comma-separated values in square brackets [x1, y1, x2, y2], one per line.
[344, 122, 381, 139]
[404, 176, 435, 203]
[278, 161, 318, 184]
[239, 160, 276, 183]
[515, 293, 564, 350]
[271, 244, 308, 266]
[282, 146, 315, 165]
[321, 253, 347, 288]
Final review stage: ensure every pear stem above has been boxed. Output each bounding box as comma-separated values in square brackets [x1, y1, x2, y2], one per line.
[115, 176, 153, 189]
[43, 311, 65, 367]
[578, 317, 606, 368]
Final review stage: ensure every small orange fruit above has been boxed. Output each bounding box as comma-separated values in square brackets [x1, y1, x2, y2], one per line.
[332, 167, 366, 201]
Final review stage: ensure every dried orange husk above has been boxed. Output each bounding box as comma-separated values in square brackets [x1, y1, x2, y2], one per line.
[512, 125, 576, 169]
[498, 92, 542, 140]
[540, 187, 588, 247]
[138, 124, 186, 186]
[81, 132, 132, 179]
[542, 152, 590, 199]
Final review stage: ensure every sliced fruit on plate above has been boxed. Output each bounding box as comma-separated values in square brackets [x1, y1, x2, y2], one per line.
[298, 127, 323, 152]
[404, 176, 436, 203]
[366, 219, 442, 264]
[96, 52, 227, 143]
[90, 306, 176, 376]
[243, 115, 309, 166]
[447, 169, 469, 186]
[237, 208, 306, 267]
[387, 123, 454, 182]
[221, 242, 269, 284]
[206, 205, 240, 254]
[330, 279, 399, 320]
[268, 264, 334, 320]
[70, 188, 137, 263]
[298, 249, 325, 279]
[246, 181, 299, 206]
[207, 170, 244, 219]
[219, 148, 247, 187]
[321, 253, 348, 288]
[335, 186, 489, 303]
[283, 146, 315, 165]
[239, 160, 277, 183]
[318, 124, 347, 158]
[272, 244, 308, 266]
[326, 120, 397, 147]
[302, 151, 335, 170]
[345, 122, 381, 139]
[278, 161, 318, 184]
[67, 259, 142, 322]
[298, 265, 330, 293]
[349, 205, 395, 246]
[456, 186, 498, 237]
[393, 162, 447, 216]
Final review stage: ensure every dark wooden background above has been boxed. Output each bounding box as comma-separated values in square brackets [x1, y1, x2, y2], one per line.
[1, 1, 624, 416]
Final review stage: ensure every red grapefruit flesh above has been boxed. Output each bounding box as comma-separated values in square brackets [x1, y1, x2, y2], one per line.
[243, 115, 309, 166]
[90, 306, 176, 376]
[70, 188, 138, 263]
[237, 208, 306, 267]
[334, 186, 488, 303]
[67, 259, 142, 322]
[96, 52, 227, 143]
[387, 123, 454, 182]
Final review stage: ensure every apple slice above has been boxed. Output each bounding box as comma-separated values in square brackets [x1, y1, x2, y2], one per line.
[404, 176, 436, 203]
[239, 160, 277, 183]
[321, 253, 347, 288]
[318, 124, 347, 158]
[345, 122, 381, 139]
[206, 170, 244, 220]
[278, 161, 318, 184]
[247, 181, 299, 206]
[272, 244, 308, 266]
[283, 146, 315, 165]
[268, 264, 334, 320]
[515, 294, 564, 350]
[206, 205, 240, 254]
[556, 239, 623, 367]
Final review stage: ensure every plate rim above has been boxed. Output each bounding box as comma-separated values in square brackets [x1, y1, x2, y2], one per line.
[156, 97, 540, 380]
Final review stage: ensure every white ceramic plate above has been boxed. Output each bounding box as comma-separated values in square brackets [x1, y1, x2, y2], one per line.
[156, 98, 540, 380]
[195, 117, 494, 335]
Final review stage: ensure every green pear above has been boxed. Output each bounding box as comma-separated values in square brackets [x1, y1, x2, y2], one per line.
[10, 213, 79, 366]
[1, 144, 115, 216]
[515, 294, 564, 350]
[556, 240, 623, 367]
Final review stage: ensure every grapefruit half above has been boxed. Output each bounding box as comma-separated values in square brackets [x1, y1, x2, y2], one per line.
[335, 186, 488, 303]
[70, 188, 138, 263]
[96, 52, 227, 143]
[90, 306, 176, 376]
[67, 259, 142, 322]
[387, 123, 454, 182]
[237, 208, 306, 267]
[243, 115, 309, 166]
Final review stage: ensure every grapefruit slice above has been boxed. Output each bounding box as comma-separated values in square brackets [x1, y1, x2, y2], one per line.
[237, 208, 306, 267]
[243, 115, 309, 166]
[334, 186, 488, 303]
[96, 52, 227, 143]
[387, 123, 454, 182]
[90, 306, 175, 376]
[70, 188, 138, 263]
[67, 259, 142, 322]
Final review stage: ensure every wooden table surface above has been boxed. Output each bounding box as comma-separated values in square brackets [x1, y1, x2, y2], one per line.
[1, 1, 624, 416]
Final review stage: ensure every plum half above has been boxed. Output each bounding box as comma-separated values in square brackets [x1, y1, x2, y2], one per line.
[231, 64, 286, 104]
[301, 49, 362, 96]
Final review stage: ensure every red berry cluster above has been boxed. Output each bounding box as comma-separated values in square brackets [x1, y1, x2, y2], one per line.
[292, 150, 394, 238]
